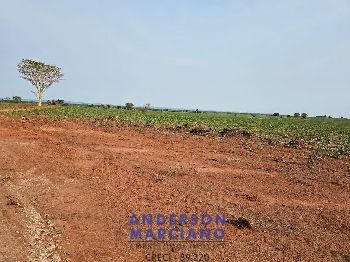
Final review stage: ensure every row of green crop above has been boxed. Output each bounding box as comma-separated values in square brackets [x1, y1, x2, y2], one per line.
[2, 106, 349, 158]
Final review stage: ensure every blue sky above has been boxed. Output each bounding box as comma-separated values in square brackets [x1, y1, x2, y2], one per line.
[1, 0, 349, 116]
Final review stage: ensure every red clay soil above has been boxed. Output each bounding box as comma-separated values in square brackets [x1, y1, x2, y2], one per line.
[0, 115, 349, 262]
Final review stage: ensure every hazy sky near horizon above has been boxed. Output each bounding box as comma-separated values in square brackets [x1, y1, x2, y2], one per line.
[1, 0, 349, 116]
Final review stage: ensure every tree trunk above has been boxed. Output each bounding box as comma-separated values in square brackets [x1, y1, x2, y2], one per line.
[38, 92, 43, 107]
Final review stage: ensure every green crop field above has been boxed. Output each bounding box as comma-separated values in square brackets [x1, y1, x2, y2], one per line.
[1, 104, 349, 159]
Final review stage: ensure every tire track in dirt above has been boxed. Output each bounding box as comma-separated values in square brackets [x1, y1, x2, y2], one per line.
[2, 170, 62, 262]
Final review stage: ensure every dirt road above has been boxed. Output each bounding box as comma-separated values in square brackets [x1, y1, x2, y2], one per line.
[0, 115, 349, 261]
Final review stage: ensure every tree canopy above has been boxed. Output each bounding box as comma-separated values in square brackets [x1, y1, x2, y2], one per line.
[17, 59, 63, 106]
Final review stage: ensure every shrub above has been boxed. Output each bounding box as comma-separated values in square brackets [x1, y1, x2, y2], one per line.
[125, 102, 134, 110]
[47, 99, 65, 106]
[12, 96, 22, 103]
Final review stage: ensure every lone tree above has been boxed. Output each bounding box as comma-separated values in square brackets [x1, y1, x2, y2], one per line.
[17, 59, 63, 107]
[12, 96, 22, 103]
[125, 102, 134, 110]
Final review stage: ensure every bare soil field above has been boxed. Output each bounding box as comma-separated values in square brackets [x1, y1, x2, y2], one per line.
[0, 115, 349, 261]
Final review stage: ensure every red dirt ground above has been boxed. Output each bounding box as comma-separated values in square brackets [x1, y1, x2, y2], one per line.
[0, 115, 349, 261]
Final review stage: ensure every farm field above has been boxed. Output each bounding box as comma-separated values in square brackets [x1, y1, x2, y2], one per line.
[0, 104, 349, 261]
[3, 104, 350, 159]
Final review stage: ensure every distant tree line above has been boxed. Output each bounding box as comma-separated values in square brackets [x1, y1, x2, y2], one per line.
[272, 112, 308, 118]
